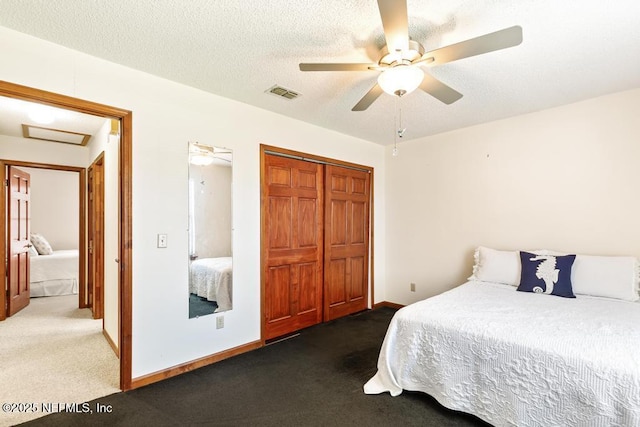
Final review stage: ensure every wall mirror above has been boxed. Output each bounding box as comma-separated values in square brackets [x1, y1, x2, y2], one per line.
[188, 142, 233, 318]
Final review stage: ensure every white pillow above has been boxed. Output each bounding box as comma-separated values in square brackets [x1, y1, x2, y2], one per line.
[28, 245, 39, 256]
[469, 246, 520, 286]
[30, 233, 53, 255]
[470, 246, 640, 301]
[571, 255, 639, 302]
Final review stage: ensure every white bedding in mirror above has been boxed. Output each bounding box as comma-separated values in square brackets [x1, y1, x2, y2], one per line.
[189, 257, 232, 312]
[365, 281, 640, 427]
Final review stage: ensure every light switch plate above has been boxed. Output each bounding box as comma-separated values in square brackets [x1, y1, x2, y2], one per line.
[157, 234, 168, 248]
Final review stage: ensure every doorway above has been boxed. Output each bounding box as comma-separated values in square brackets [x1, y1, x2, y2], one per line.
[260, 144, 374, 342]
[0, 80, 133, 390]
[2, 162, 86, 317]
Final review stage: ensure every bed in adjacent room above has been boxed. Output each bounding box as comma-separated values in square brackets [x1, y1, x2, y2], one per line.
[30, 249, 79, 297]
[365, 247, 640, 427]
[189, 257, 232, 312]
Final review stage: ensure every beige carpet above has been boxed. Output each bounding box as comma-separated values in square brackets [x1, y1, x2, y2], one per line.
[0, 295, 119, 426]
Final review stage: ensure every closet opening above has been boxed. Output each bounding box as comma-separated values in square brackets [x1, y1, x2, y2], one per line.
[260, 144, 374, 342]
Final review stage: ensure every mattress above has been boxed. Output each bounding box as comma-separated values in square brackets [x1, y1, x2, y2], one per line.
[189, 257, 232, 312]
[30, 249, 79, 297]
[364, 281, 640, 426]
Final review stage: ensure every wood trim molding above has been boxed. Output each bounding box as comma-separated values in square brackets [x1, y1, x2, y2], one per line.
[259, 146, 267, 345]
[0, 160, 84, 173]
[0, 80, 134, 391]
[260, 144, 374, 173]
[0, 160, 6, 322]
[373, 301, 404, 310]
[130, 341, 262, 390]
[119, 111, 133, 390]
[0, 81, 130, 118]
[369, 168, 375, 309]
[87, 152, 106, 317]
[103, 329, 119, 358]
[79, 169, 87, 308]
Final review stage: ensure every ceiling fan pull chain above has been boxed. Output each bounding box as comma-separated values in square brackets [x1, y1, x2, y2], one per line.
[398, 97, 406, 139]
[392, 97, 400, 157]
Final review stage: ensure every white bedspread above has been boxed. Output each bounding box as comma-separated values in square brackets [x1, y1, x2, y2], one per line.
[364, 281, 640, 427]
[189, 257, 232, 312]
[30, 250, 79, 297]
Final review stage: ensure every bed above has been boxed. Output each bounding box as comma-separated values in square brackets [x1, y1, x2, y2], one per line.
[189, 257, 232, 312]
[29, 249, 79, 297]
[365, 249, 640, 427]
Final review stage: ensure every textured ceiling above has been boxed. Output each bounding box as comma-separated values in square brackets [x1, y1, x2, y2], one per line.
[0, 0, 639, 145]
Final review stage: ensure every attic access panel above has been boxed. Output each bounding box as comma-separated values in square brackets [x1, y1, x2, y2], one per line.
[22, 124, 91, 146]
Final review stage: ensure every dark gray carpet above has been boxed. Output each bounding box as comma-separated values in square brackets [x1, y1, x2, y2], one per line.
[188, 293, 218, 318]
[21, 307, 489, 426]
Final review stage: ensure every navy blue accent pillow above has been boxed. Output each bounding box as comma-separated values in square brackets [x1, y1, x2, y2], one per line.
[517, 251, 576, 298]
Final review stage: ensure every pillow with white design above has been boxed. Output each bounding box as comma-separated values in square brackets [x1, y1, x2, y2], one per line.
[468, 246, 521, 286]
[528, 251, 639, 301]
[30, 233, 53, 255]
[571, 255, 639, 302]
[517, 251, 577, 298]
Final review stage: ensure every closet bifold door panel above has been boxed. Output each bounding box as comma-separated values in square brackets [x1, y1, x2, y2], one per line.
[263, 154, 324, 340]
[324, 165, 370, 321]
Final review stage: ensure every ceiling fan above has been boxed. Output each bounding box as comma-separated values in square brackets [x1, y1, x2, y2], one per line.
[299, 0, 523, 111]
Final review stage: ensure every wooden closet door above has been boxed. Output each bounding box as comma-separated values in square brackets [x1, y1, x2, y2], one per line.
[263, 154, 323, 340]
[324, 166, 370, 321]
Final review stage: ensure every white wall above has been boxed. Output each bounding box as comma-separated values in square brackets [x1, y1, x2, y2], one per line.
[385, 88, 640, 305]
[0, 25, 387, 378]
[88, 119, 120, 348]
[191, 163, 232, 258]
[0, 134, 88, 167]
[103, 135, 120, 346]
[21, 167, 79, 250]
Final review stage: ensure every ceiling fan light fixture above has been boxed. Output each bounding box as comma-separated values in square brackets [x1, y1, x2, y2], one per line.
[377, 65, 424, 97]
[189, 142, 215, 166]
[27, 105, 56, 125]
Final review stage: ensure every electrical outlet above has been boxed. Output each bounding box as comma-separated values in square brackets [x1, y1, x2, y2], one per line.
[410, 283, 416, 292]
[216, 316, 224, 329]
[157, 234, 168, 248]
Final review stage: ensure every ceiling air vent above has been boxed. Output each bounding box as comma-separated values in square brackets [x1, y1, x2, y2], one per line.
[266, 85, 300, 100]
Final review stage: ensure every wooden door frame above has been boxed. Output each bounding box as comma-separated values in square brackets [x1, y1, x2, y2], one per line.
[2, 161, 86, 311]
[259, 144, 375, 344]
[0, 80, 133, 391]
[88, 153, 105, 319]
[0, 160, 4, 321]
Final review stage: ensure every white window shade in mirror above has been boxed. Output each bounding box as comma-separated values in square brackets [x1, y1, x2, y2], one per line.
[187, 142, 233, 318]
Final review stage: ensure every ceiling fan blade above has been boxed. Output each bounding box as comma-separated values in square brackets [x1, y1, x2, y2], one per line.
[352, 83, 384, 111]
[377, 0, 410, 53]
[299, 63, 376, 72]
[421, 25, 523, 66]
[419, 74, 463, 105]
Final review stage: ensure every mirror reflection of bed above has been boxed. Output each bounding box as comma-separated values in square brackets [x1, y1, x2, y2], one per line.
[188, 143, 232, 318]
